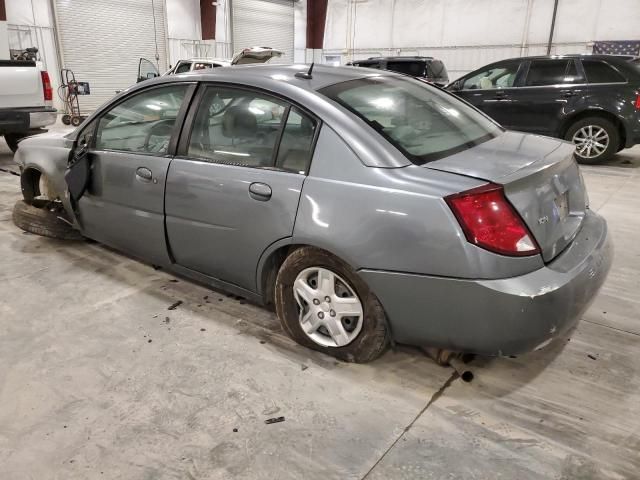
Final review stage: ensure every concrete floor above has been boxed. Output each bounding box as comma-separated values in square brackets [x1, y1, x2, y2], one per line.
[0, 132, 639, 480]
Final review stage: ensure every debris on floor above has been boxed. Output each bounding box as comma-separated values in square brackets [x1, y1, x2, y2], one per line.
[265, 416, 285, 425]
[167, 300, 183, 310]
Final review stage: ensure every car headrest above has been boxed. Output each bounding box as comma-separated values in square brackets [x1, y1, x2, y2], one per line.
[300, 115, 314, 136]
[222, 106, 257, 138]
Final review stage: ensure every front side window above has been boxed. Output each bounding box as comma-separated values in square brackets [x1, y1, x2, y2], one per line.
[582, 60, 626, 83]
[95, 84, 188, 154]
[188, 87, 288, 168]
[321, 76, 502, 165]
[463, 63, 520, 90]
[386, 61, 427, 77]
[525, 60, 581, 86]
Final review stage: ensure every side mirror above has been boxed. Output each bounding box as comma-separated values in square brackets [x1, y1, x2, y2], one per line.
[451, 80, 462, 91]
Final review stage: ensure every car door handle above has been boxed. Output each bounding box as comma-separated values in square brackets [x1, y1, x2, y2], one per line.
[493, 91, 507, 100]
[560, 89, 576, 98]
[249, 182, 272, 201]
[135, 167, 153, 183]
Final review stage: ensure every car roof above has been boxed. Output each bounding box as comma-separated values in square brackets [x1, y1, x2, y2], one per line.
[180, 58, 231, 63]
[492, 53, 638, 64]
[356, 56, 437, 62]
[166, 64, 398, 91]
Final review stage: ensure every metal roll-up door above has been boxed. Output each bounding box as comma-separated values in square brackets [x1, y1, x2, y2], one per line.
[55, 0, 168, 112]
[232, 0, 294, 64]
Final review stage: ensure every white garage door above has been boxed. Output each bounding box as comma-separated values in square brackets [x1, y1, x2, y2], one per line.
[232, 0, 294, 64]
[55, 0, 168, 112]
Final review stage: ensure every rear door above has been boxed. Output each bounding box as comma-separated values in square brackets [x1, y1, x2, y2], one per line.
[76, 83, 194, 265]
[506, 58, 586, 135]
[452, 60, 524, 127]
[165, 84, 319, 292]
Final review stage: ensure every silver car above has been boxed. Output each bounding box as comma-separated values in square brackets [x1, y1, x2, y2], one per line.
[12, 65, 613, 363]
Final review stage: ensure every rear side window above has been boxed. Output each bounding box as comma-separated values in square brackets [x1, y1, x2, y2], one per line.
[275, 108, 317, 174]
[525, 60, 581, 86]
[386, 61, 427, 77]
[353, 61, 381, 70]
[193, 62, 213, 71]
[582, 60, 626, 83]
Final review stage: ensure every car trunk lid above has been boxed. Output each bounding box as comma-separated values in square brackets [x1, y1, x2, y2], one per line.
[426, 131, 587, 262]
[231, 47, 283, 65]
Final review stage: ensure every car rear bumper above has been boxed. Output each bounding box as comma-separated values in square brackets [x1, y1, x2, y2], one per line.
[0, 107, 56, 134]
[359, 210, 613, 356]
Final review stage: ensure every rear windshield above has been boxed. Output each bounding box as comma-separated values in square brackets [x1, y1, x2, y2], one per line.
[320, 76, 502, 164]
[386, 61, 427, 77]
[627, 57, 640, 75]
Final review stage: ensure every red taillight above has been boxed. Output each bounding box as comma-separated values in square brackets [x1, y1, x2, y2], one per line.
[635, 94, 640, 110]
[445, 183, 540, 257]
[41, 71, 53, 101]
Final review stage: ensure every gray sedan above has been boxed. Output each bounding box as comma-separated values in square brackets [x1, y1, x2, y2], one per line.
[12, 65, 612, 363]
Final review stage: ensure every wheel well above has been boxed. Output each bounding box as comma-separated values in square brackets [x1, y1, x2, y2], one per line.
[20, 167, 60, 204]
[260, 244, 302, 305]
[20, 168, 42, 204]
[561, 110, 626, 147]
[260, 244, 354, 305]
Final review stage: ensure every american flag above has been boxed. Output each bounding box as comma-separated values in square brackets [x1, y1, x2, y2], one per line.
[593, 41, 640, 56]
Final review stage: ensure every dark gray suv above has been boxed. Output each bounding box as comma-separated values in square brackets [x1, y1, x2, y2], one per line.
[448, 54, 640, 163]
[348, 56, 449, 86]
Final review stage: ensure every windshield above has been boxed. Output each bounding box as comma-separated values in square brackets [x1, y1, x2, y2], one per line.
[321, 76, 502, 164]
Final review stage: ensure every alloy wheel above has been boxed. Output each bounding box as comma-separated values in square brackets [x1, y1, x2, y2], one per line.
[292, 267, 364, 348]
[572, 125, 609, 160]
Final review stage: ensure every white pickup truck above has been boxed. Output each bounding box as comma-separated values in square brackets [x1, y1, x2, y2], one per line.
[0, 60, 57, 152]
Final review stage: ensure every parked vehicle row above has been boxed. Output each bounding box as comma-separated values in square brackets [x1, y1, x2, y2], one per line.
[12, 65, 612, 363]
[350, 53, 640, 163]
[137, 47, 283, 82]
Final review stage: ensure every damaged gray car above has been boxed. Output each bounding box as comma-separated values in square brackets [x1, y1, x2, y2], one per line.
[12, 65, 613, 363]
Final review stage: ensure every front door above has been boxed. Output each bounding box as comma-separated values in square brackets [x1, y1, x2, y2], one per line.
[503, 59, 586, 136]
[165, 85, 319, 292]
[453, 60, 524, 128]
[76, 83, 192, 265]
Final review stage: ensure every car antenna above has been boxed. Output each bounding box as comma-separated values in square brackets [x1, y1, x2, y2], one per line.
[295, 62, 314, 80]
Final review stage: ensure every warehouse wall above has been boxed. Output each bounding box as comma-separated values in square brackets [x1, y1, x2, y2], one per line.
[323, 0, 640, 79]
[166, 0, 232, 67]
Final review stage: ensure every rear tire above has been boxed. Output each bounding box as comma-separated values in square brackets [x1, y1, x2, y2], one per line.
[12, 200, 83, 240]
[275, 246, 389, 363]
[565, 117, 619, 164]
[4, 134, 24, 153]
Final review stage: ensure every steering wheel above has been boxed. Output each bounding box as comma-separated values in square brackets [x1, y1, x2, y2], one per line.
[143, 119, 175, 152]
